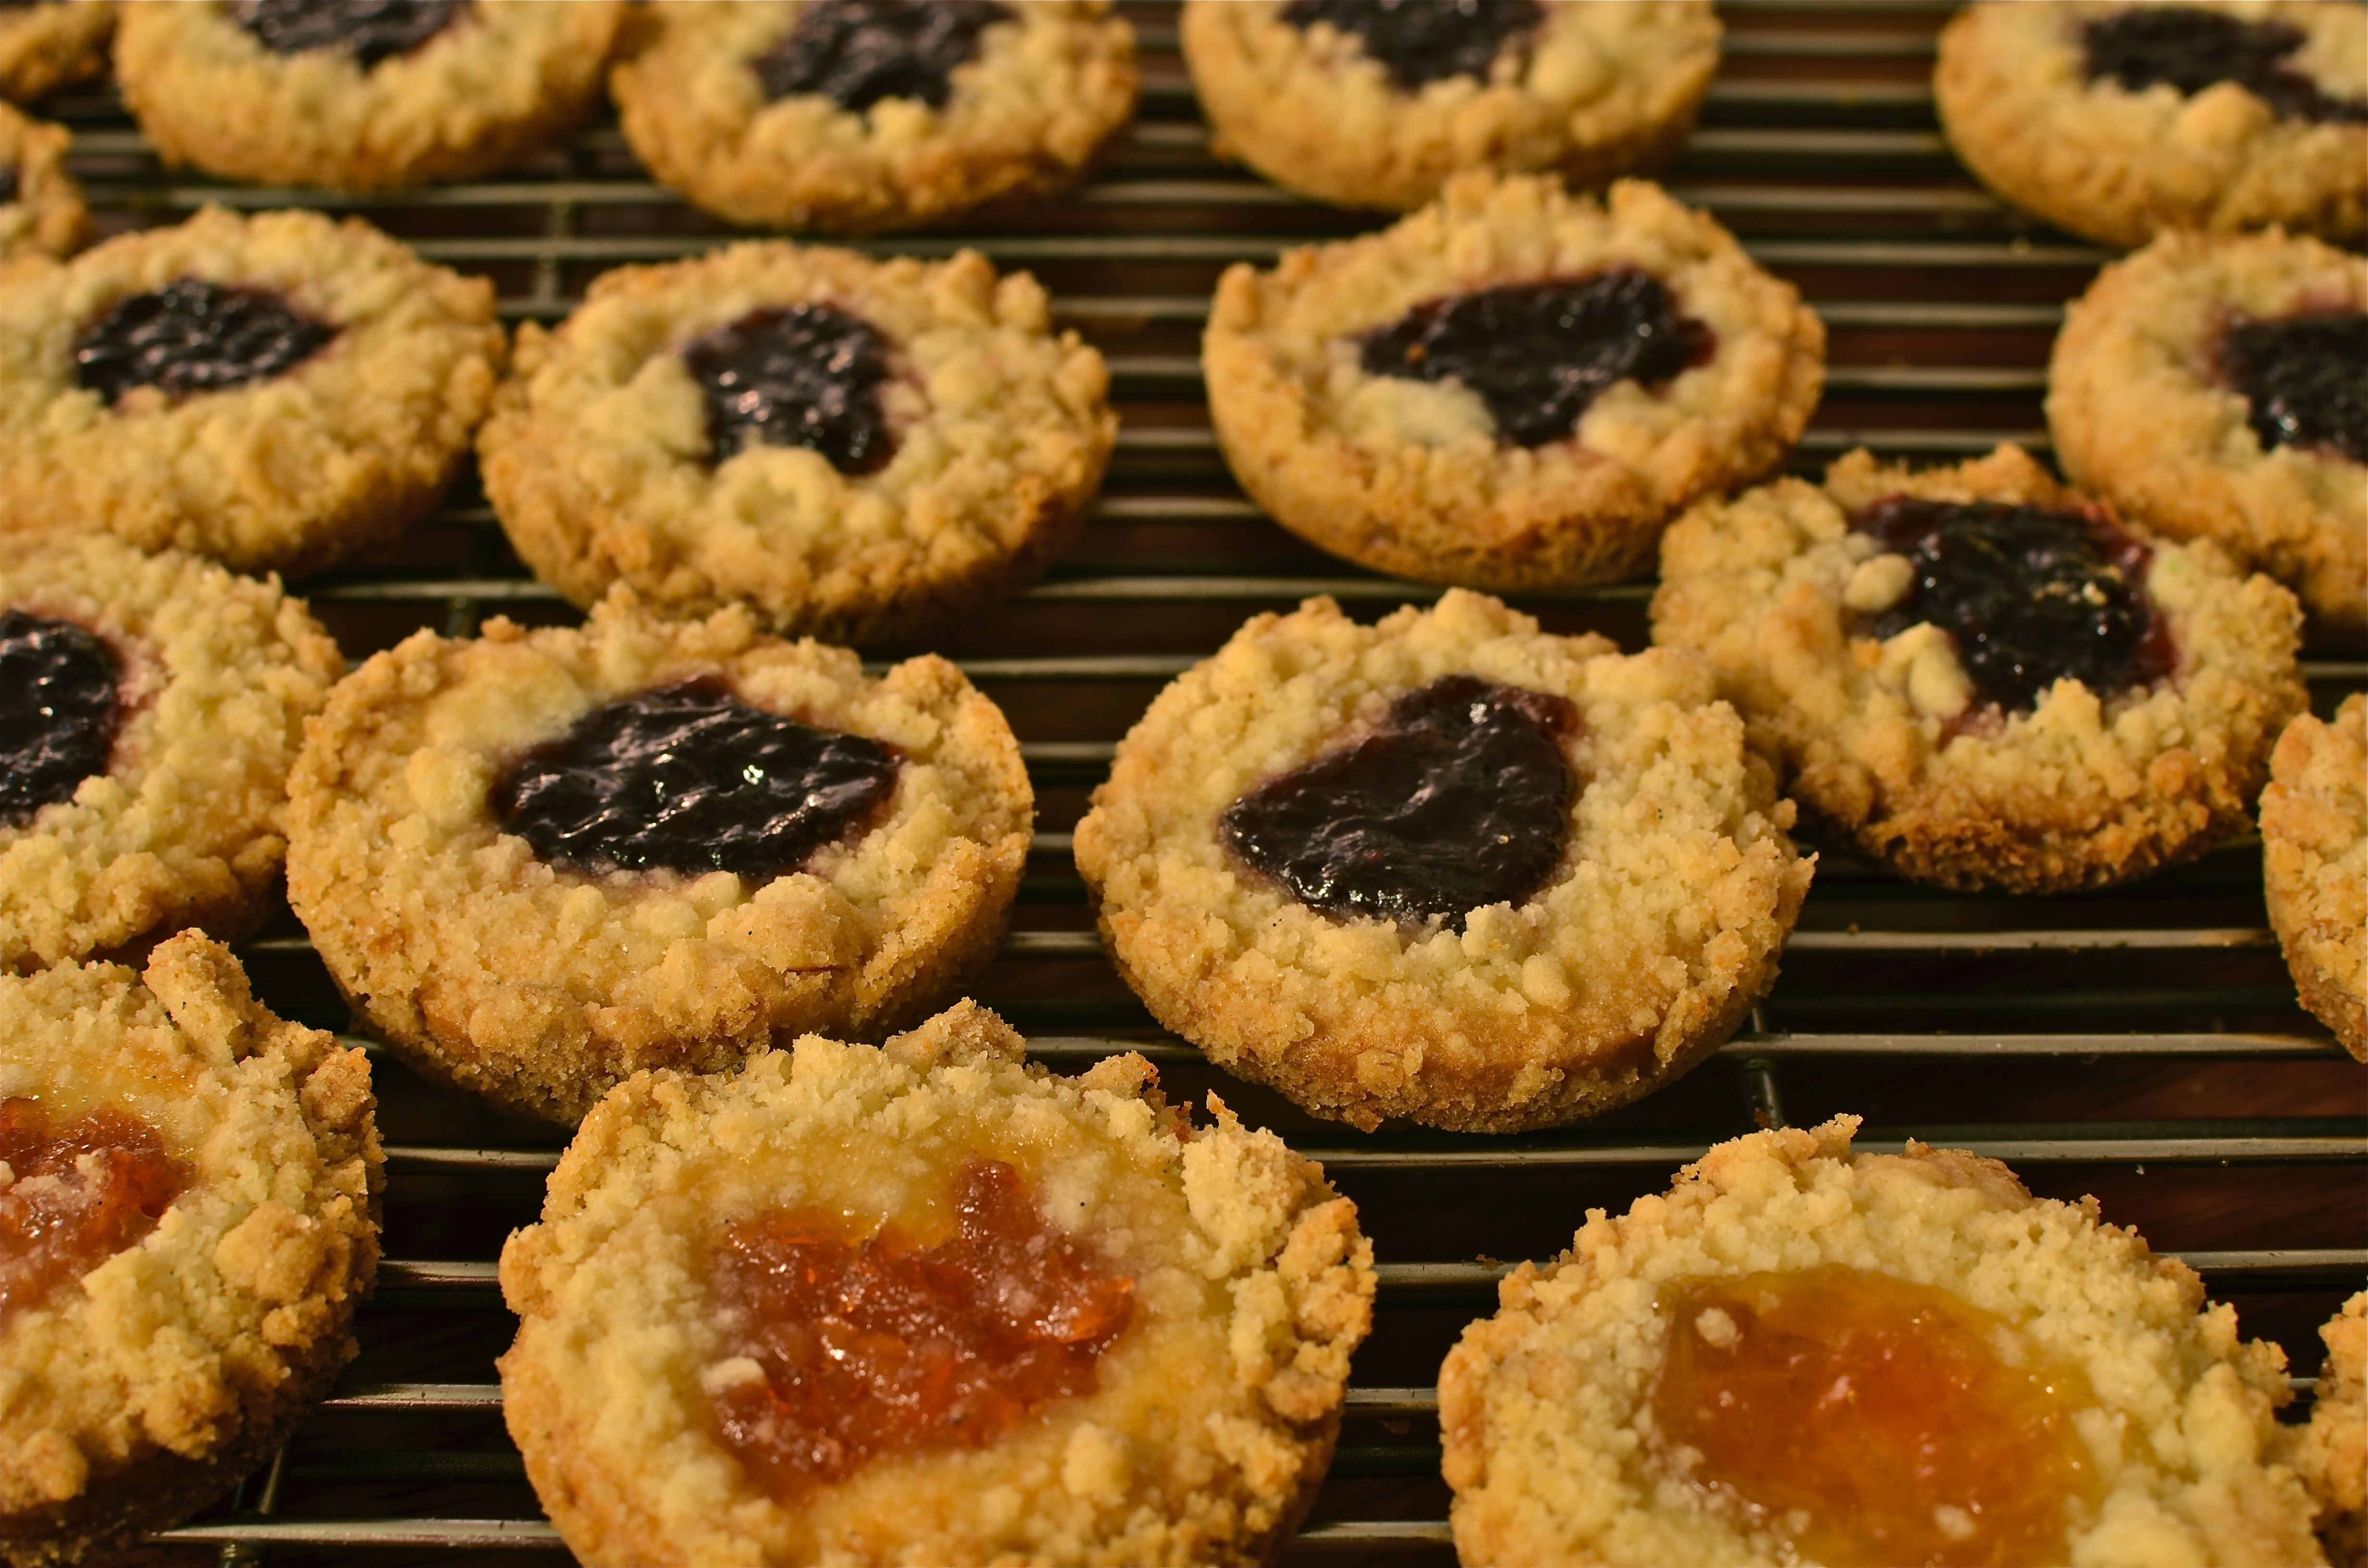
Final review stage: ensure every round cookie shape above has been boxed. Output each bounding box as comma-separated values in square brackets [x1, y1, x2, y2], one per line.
[1437, 1116, 2325, 1568]
[610, 0, 1137, 233]
[497, 1001, 1374, 1568]
[114, 0, 623, 191]
[2260, 695, 2365, 1061]
[1073, 590, 1814, 1134]
[1934, 0, 2367, 248]
[1203, 175, 1825, 595]
[0, 533, 343, 975]
[2290, 1291, 2366, 1567]
[2048, 228, 2367, 634]
[479, 241, 1114, 646]
[0, 102, 86, 265]
[0, 933, 381, 1568]
[1651, 444, 2308, 894]
[0, 0, 110, 105]
[0, 205, 503, 579]
[285, 593, 1034, 1126]
[1182, 0, 1719, 212]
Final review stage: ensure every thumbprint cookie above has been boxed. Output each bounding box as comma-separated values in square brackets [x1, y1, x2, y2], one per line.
[480, 240, 1113, 646]
[0, 103, 85, 266]
[1652, 444, 2307, 893]
[610, 0, 1137, 233]
[1073, 590, 1813, 1134]
[286, 593, 1033, 1126]
[498, 1000, 1374, 1567]
[1935, 0, 2367, 248]
[2292, 1292, 2366, 1568]
[0, 205, 503, 579]
[1439, 1116, 2326, 1568]
[0, 0, 110, 106]
[2261, 696, 2366, 1060]
[0, 933, 381, 1568]
[1182, 0, 1720, 212]
[114, 0, 623, 192]
[1203, 174, 1824, 594]
[0, 533, 342, 974]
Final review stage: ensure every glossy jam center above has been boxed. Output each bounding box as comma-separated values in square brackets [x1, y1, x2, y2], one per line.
[2221, 310, 2368, 466]
[706, 1158, 1135, 1496]
[1651, 1266, 2100, 1568]
[1852, 496, 2174, 714]
[756, 0, 1007, 110]
[0, 1098, 185, 1325]
[1280, 0, 1543, 91]
[229, 0, 466, 67]
[74, 277, 336, 405]
[2082, 7, 2368, 124]
[0, 609, 122, 829]
[1218, 674, 1576, 932]
[1359, 270, 1712, 447]
[680, 303, 896, 473]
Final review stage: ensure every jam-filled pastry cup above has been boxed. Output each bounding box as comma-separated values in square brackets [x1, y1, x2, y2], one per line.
[286, 593, 1033, 1126]
[2049, 228, 2366, 635]
[2289, 1291, 2366, 1567]
[1652, 444, 2308, 894]
[1935, 0, 2367, 249]
[0, 204, 504, 579]
[1438, 1115, 2326, 1568]
[498, 1001, 1375, 1567]
[610, 0, 1137, 234]
[0, 0, 111, 106]
[0, 533, 343, 974]
[0, 933, 381, 1568]
[480, 240, 1113, 646]
[1182, 0, 1720, 212]
[114, 0, 622, 192]
[1073, 589, 1813, 1134]
[2260, 695, 2366, 1061]
[0, 102, 86, 266]
[1203, 175, 1824, 594]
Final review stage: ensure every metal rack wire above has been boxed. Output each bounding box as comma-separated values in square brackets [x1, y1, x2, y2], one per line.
[28, 3, 2363, 1563]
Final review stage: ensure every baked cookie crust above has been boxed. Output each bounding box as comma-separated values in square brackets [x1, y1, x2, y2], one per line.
[0, 0, 110, 106]
[115, 0, 622, 192]
[1935, 0, 2368, 248]
[1073, 590, 1813, 1134]
[0, 204, 504, 579]
[611, 0, 1137, 233]
[0, 933, 382, 1568]
[481, 241, 1113, 646]
[1652, 444, 2308, 893]
[0, 533, 343, 975]
[498, 1001, 1375, 1567]
[1203, 175, 1824, 594]
[2291, 1291, 2367, 1568]
[0, 102, 86, 266]
[286, 594, 1034, 1126]
[2261, 695, 2366, 1061]
[1438, 1116, 2325, 1568]
[1182, 0, 1719, 212]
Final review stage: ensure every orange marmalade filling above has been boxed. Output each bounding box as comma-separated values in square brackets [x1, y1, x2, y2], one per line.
[1649, 1265, 2101, 1568]
[0, 1096, 186, 1325]
[706, 1157, 1135, 1495]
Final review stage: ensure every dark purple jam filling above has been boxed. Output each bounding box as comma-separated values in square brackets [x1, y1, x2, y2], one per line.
[1279, 0, 1543, 92]
[681, 304, 896, 473]
[756, 0, 1008, 110]
[0, 610, 122, 828]
[74, 278, 336, 405]
[228, 0, 467, 67]
[1358, 270, 1712, 448]
[490, 677, 900, 880]
[1851, 497, 2176, 715]
[1218, 674, 1576, 932]
[2221, 310, 2368, 466]
[0, 166, 18, 207]
[2081, 7, 2368, 124]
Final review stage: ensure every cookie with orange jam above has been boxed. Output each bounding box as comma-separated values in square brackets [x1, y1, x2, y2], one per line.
[1439, 1116, 2326, 1568]
[498, 1001, 1375, 1566]
[0, 933, 381, 1568]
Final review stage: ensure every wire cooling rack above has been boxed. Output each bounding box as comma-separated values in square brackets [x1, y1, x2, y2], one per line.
[28, 3, 2364, 1564]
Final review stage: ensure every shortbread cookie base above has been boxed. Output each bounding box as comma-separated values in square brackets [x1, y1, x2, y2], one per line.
[0, 102, 86, 264]
[2261, 696, 2367, 1060]
[2291, 1292, 2367, 1568]
[0, 0, 110, 106]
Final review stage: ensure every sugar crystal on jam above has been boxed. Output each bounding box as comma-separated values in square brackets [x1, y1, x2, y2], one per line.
[228, 0, 467, 67]
[680, 303, 897, 472]
[2082, 7, 2368, 124]
[756, 0, 1008, 111]
[2221, 310, 2368, 466]
[1279, 0, 1543, 92]
[0, 1097, 186, 1325]
[0, 609, 122, 828]
[74, 277, 337, 405]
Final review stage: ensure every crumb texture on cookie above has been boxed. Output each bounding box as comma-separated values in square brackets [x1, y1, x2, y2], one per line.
[1438, 1116, 2326, 1568]
[0, 102, 86, 263]
[2261, 695, 2367, 1060]
[0, 0, 111, 106]
[2291, 1291, 2366, 1568]
[497, 1001, 1374, 1567]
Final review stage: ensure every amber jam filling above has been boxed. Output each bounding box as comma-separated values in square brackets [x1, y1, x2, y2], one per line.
[1278, 0, 1543, 91]
[705, 1158, 1135, 1495]
[0, 1098, 186, 1325]
[756, 0, 1008, 111]
[1649, 1266, 2100, 1568]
